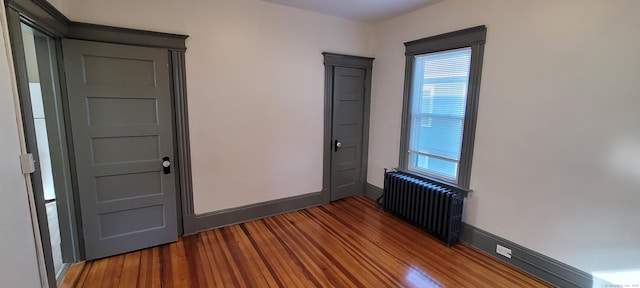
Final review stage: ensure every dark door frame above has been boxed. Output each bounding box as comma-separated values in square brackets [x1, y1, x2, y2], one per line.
[5, 0, 196, 285]
[6, 10, 60, 287]
[322, 52, 374, 204]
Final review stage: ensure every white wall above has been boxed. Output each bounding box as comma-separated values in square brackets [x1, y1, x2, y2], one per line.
[369, 0, 640, 275]
[55, 0, 640, 279]
[0, 1, 43, 286]
[63, 0, 373, 213]
[46, 0, 66, 15]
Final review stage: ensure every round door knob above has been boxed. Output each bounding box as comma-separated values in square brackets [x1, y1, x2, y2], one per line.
[162, 160, 171, 168]
[336, 141, 342, 148]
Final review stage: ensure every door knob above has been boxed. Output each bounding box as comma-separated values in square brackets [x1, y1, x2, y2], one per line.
[334, 140, 342, 152]
[162, 157, 171, 174]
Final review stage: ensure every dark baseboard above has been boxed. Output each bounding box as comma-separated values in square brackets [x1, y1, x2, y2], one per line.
[189, 186, 597, 288]
[195, 192, 323, 233]
[364, 183, 383, 201]
[462, 223, 593, 288]
[182, 214, 198, 236]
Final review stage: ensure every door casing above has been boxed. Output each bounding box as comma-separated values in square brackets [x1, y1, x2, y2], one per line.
[322, 52, 374, 204]
[6, 11, 60, 287]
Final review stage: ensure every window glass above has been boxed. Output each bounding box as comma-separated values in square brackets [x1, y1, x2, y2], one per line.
[407, 48, 472, 182]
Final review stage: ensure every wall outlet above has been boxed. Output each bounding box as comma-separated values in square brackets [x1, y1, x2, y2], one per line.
[496, 244, 512, 259]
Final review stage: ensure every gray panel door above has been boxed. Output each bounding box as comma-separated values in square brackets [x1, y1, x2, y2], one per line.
[331, 67, 366, 201]
[63, 39, 177, 260]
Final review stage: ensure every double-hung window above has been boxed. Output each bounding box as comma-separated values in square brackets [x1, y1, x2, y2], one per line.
[400, 26, 486, 189]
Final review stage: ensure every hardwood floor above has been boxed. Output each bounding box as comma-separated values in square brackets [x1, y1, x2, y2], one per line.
[60, 196, 550, 287]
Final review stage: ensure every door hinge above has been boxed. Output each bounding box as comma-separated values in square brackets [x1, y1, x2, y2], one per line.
[19, 153, 36, 174]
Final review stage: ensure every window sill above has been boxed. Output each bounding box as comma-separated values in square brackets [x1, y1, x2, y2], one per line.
[394, 168, 472, 197]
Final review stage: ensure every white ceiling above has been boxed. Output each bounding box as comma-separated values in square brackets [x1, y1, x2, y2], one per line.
[260, 0, 443, 23]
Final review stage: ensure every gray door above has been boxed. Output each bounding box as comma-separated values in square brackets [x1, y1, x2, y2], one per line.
[331, 67, 366, 201]
[63, 39, 177, 260]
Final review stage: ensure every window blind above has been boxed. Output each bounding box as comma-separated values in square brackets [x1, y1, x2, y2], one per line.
[408, 47, 472, 181]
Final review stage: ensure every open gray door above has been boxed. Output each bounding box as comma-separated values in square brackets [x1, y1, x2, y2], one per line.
[63, 39, 177, 260]
[330, 67, 366, 201]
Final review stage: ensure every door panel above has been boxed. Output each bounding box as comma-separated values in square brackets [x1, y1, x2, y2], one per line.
[330, 67, 366, 201]
[63, 39, 177, 260]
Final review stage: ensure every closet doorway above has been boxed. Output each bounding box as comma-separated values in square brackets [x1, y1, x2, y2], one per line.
[12, 21, 79, 284]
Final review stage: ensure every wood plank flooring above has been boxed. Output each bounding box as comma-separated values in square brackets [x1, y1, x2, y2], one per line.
[60, 196, 550, 287]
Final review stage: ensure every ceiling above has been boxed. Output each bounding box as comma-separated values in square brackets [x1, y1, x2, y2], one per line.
[260, 0, 443, 23]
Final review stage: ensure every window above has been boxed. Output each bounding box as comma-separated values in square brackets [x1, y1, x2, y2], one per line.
[400, 26, 486, 189]
[409, 48, 471, 181]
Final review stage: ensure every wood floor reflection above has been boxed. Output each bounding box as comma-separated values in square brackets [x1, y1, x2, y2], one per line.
[60, 196, 550, 287]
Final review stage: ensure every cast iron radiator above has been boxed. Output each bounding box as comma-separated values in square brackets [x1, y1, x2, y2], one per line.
[381, 171, 464, 246]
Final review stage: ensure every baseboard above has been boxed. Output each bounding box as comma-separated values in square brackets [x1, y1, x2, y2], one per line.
[364, 183, 383, 201]
[182, 214, 198, 236]
[462, 223, 593, 288]
[190, 188, 599, 287]
[195, 192, 323, 233]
